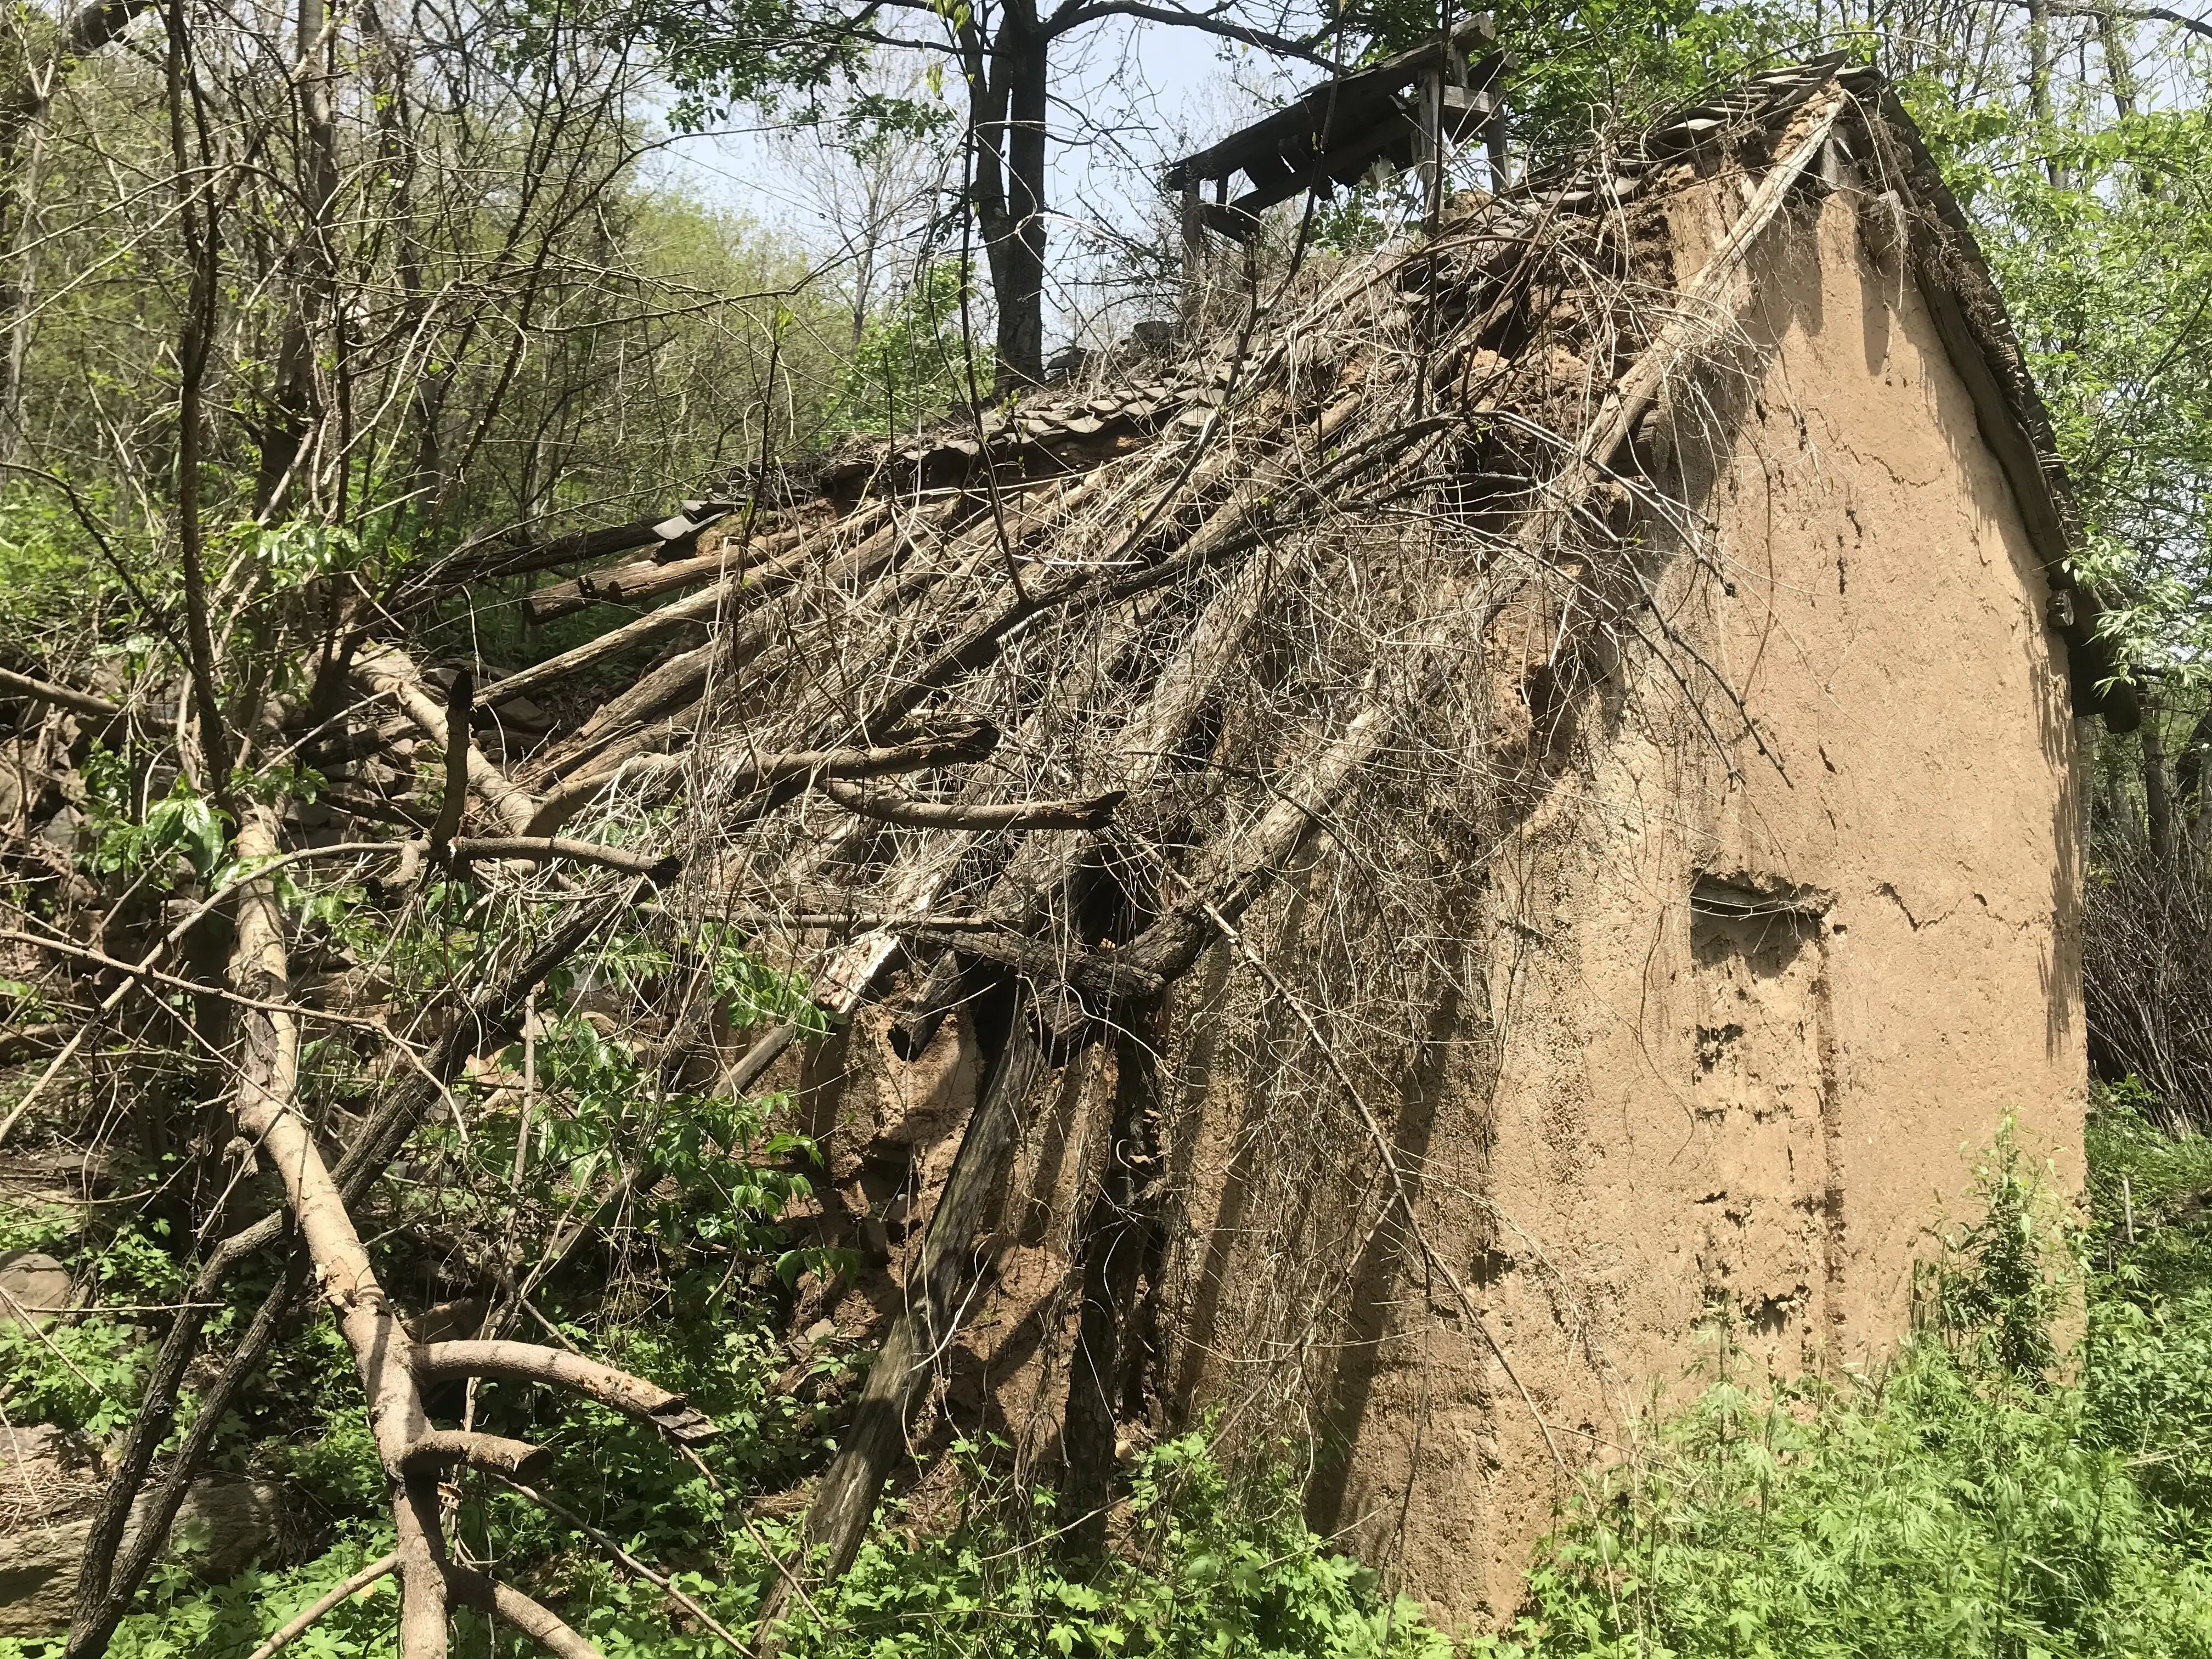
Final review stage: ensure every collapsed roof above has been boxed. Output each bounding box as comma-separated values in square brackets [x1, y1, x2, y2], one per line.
[338, 54, 2132, 1040]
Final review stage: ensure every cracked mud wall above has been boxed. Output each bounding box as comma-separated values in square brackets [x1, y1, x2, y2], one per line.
[1283, 174, 2088, 1624]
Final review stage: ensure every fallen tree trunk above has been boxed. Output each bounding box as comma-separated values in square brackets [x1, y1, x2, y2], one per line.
[223, 798, 459, 1652]
[70, 893, 634, 1656]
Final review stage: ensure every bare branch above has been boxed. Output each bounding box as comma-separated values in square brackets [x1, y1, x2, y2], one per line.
[413, 1340, 719, 1442]
[820, 777, 1122, 830]
[0, 665, 122, 719]
[244, 1552, 399, 1659]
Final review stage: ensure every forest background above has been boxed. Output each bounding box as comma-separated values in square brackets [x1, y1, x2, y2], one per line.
[0, 0, 2209, 1652]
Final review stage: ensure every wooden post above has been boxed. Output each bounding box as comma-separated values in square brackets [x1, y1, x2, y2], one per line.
[1180, 177, 1203, 325]
[1414, 64, 1443, 216]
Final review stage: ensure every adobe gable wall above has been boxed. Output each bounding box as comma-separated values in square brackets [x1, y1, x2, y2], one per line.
[1298, 171, 2088, 1626]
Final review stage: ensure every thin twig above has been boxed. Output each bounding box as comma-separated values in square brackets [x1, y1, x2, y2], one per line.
[496, 1476, 748, 1654]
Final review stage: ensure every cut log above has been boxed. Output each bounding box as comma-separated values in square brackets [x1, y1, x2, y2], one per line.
[1058, 1013, 1167, 1555]
[528, 499, 953, 786]
[532, 642, 714, 779]
[400, 1431, 552, 1481]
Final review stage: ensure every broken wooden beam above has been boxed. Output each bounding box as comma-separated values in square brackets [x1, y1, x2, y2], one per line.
[352, 643, 541, 836]
[522, 527, 805, 623]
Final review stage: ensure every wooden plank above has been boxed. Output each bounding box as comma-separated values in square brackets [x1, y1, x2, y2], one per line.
[1182, 48, 1504, 224]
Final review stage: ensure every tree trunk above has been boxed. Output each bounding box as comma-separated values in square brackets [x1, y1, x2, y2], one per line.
[984, 15, 1047, 393]
[163, 0, 230, 795]
[2097, 3, 2139, 116]
[257, 0, 338, 514]
[2174, 702, 2212, 859]
[2145, 698, 2172, 861]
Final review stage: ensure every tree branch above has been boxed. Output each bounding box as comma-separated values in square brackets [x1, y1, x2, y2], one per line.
[1041, 0, 1335, 61]
[442, 1570, 599, 1659]
[0, 665, 122, 720]
[400, 1429, 553, 1480]
[450, 836, 681, 881]
[1985, 0, 2212, 37]
[244, 1552, 399, 1659]
[412, 1340, 719, 1441]
[525, 719, 1001, 836]
[819, 777, 1122, 831]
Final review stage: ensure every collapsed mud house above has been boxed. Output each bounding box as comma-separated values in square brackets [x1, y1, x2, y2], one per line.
[702, 55, 2129, 1622]
[0, 50, 2140, 1653]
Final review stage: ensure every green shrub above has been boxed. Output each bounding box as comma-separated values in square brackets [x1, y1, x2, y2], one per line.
[24, 1113, 2212, 1659]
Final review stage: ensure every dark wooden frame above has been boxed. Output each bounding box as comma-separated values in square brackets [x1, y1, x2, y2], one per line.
[1165, 15, 1509, 243]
